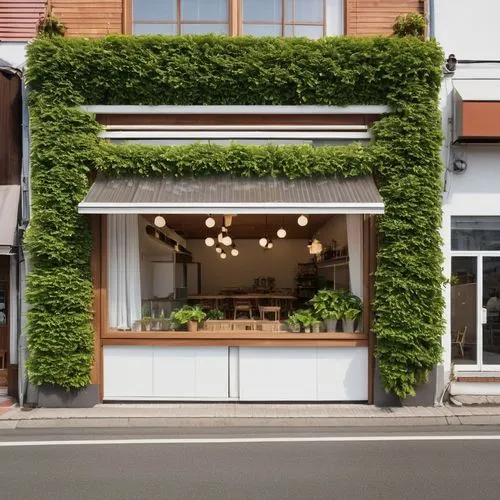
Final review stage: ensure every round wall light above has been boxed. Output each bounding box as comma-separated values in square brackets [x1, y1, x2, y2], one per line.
[297, 215, 309, 227]
[205, 237, 215, 247]
[154, 215, 166, 228]
[205, 216, 216, 228]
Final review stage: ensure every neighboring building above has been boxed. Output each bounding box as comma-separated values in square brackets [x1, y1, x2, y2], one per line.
[433, 0, 500, 397]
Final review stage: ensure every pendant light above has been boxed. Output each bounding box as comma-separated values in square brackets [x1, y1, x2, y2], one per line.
[220, 250, 227, 259]
[297, 215, 309, 227]
[154, 215, 166, 228]
[205, 237, 215, 247]
[276, 217, 286, 238]
[222, 234, 232, 246]
[231, 244, 239, 257]
[205, 216, 216, 228]
[215, 244, 222, 254]
[266, 240, 274, 249]
[259, 237, 268, 248]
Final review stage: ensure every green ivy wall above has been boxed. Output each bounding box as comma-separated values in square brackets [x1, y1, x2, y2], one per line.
[26, 35, 444, 399]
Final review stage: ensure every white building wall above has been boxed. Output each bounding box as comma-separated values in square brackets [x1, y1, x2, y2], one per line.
[435, 0, 500, 378]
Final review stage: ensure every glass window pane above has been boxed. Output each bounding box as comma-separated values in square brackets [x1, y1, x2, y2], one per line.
[133, 23, 177, 35]
[285, 0, 323, 23]
[286, 24, 323, 39]
[181, 23, 229, 34]
[181, 0, 228, 22]
[451, 256, 477, 364]
[451, 216, 500, 251]
[242, 24, 282, 36]
[133, 0, 176, 21]
[483, 256, 500, 364]
[242, 0, 282, 22]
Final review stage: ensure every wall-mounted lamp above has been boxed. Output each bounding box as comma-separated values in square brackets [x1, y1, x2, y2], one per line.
[452, 158, 467, 173]
[445, 54, 457, 73]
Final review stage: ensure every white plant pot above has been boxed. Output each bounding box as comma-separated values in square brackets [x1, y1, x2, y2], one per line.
[312, 323, 321, 333]
[324, 319, 339, 332]
[343, 319, 355, 333]
[304, 327, 311, 334]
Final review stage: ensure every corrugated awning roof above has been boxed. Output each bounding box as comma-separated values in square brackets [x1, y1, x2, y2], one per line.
[0, 185, 20, 254]
[78, 176, 383, 215]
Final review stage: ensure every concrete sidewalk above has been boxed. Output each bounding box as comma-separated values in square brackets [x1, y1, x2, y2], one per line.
[1, 403, 500, 429]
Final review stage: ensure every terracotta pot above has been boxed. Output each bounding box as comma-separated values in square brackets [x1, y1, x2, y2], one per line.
[187, 320, 198, 332]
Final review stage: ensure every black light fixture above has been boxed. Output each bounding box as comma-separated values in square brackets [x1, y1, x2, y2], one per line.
[445, 54, 457, 73]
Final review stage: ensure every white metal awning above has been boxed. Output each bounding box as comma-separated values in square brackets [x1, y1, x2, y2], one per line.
[78, 176, 384, 215]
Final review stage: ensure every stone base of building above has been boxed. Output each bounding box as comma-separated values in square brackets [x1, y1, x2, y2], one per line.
[35, 384, 99, 408]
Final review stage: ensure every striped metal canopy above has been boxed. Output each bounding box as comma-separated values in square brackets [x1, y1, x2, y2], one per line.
[78, 175, 383, 215]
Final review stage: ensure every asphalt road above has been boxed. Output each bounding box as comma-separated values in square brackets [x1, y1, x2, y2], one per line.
[0, 426, 499, 500]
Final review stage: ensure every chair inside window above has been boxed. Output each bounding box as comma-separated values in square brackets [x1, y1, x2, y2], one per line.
[452, 326, 467, 358]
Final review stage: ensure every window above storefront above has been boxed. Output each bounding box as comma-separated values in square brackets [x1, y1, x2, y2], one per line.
[452, 216, 500, 251]
[129, 0, 342, 37]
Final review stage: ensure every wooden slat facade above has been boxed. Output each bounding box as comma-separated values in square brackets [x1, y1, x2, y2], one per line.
[51, 0, 123, 37]
[0, 0, 45, 40]
[345, 0, 425, 36]
[0, 73, 21, 185]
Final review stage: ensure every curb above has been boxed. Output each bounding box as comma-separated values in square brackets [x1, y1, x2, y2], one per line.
[1, 415, 500, 429]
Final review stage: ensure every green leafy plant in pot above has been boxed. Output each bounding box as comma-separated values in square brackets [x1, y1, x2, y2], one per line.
[170, 305, 207, 332]
[290, 309, 317, 333]
[342, 293, 362, 332]
[205, 308, 225, 320]
[309, 289, 345, 332]
[286, 311, 302, 333]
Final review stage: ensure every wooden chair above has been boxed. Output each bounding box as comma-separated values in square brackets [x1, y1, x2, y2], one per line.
[452, 326, 467, 358]
[258, 306, 281, 321]
[233, 301, 253, 319]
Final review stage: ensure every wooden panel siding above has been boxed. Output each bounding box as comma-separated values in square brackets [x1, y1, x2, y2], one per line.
[0, 0, 45, 40]
[51, 0, 123, 37]
[0, 74, 21, 185]
[345, 0, 425, 36]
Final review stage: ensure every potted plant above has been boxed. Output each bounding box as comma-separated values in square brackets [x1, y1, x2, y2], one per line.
[170, 305, 207, 332]
[311, 318, 322, 333]
[342, 293, 362, 332]
[286, 312, 302, 333]
[291, 309, 316, 333]
[309, 289, 345, 332]
[205, 308, 225, 320]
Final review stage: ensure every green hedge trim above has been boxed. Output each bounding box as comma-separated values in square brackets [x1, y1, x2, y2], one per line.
[26, 35, 444, 398]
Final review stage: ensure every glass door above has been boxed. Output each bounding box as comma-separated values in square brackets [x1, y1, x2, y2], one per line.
[482, 257, 500, 365]
[451, 257, 478, 366]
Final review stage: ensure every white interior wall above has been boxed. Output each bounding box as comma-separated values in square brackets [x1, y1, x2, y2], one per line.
[314, 215, 347, 248]
[188, 239, 310, 294]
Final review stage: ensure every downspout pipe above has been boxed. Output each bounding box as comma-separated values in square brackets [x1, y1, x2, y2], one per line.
[428, 0, 435, 39]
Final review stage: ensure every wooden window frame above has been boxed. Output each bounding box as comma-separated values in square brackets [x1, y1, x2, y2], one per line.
[127, 0, 233, 36]
[239, 0, 326, 38]
[125, 0, 327, 37]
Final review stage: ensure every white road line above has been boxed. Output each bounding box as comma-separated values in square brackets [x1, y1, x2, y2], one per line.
[0, 435, 499, 447]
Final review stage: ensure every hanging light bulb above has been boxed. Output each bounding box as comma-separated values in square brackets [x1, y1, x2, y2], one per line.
[205, 237, 215, 247]
[259, 237, 268, 248]
[154, 215, 166, 228]
[277, 227, 287, 238]
[222, 234, 232, 246]
[215, 244, 222, 254]
[231, 244, 239, 257]
[218, 232, 224, 243]
[266, 240, 274, 249]
[220, 251, 227, 259]
[205, 216, 215, 228]
[297, 215, 309, 227]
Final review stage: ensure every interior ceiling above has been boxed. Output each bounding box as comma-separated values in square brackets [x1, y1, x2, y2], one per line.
[142, 214, 333, 239]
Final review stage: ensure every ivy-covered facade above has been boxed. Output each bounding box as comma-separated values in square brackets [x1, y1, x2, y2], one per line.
[25, 35, 444, 403]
